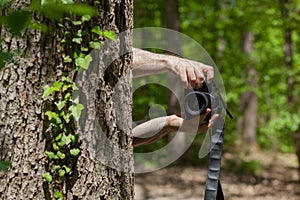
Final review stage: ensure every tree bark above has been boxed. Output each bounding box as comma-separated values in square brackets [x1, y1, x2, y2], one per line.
[0, 0, 134, 199]
[239, 31, 258, 150]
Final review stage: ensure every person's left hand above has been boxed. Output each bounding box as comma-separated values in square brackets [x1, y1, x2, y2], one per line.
[167, 109, 219, 134]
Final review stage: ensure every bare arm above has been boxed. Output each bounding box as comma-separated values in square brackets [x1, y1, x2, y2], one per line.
[133, 109, 219, 147]
[133, 48, 214, 89]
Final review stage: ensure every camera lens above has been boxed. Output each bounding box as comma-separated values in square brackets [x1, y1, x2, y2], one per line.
[184, 91, 209, 118]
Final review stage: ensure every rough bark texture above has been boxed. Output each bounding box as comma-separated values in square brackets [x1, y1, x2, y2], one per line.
[279, 0, 300, 180]
[239, 31, 258, 150]
[69, 0, 134, 198]
[0, 1, 60, 199]
[0, 0, 134, 199]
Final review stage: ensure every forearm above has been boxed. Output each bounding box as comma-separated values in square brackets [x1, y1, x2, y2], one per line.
[133, 116, 179, 147]
[132, 48, 172, 78]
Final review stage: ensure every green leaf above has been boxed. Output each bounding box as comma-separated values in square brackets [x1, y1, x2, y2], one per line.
[63, 55, 72, 63]
[72, 37, 82, 44]
[70, 148, 80, 156]
[54, 100, 66, 111]
[5, 10, 31, 36]
[81, 47, 89, 52]
[53, 165, 61, 171]
[53, 81, 63, 91]
[42, 85, 55, 98]
[57, 151, 66, 159]
[63, 113, 72, 123]
[63, 165, 71, 173]
[55, 190, 62, 198]
[92, 26, 102, 35]
[75, 55, 92, 70]
[81, 15, 91, 22]
[58, 135, 71, 147]
[53, 143, 60, 151]
[45, 111, 59, 120]
[70, 104, 84, 121]
[89, 41, 101, 50]
[0, 161, 11, 171]
[72, 21, 82, 26]
[45, 151, 56, 160]
[58, 169, 65, 177]
[103, 30, 116, 41]
[55, 133, 63, 141]
[43, 172, 52, 183]
[0, 51, 13, 71]
[62, 76, 73, 83]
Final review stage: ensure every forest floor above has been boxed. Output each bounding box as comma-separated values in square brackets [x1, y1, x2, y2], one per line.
[135, 152, 300, 200]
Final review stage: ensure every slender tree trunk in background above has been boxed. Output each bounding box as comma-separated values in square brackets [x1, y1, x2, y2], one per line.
[239, 31, 258, 150]
[0, 0, 134, 199]
[164, 0, 186, 157]
[279, 0, 300, 180]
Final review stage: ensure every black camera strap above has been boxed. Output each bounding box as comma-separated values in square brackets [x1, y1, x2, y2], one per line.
[204, 115, 225, 200]
[204, 81, 232, 200]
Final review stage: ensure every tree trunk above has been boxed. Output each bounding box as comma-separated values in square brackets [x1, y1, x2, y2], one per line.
[239, 31, 258, 150]
[163, 0, 186, 157]
[0, 0, 134, 199]
[279, 0, 300, 180]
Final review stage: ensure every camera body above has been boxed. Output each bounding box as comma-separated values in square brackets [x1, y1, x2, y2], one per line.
[184, 82, 218, 120]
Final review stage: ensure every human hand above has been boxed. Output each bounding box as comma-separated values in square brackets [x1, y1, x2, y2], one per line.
[167, 109, 219, 134]
[166, 57, 214, 89]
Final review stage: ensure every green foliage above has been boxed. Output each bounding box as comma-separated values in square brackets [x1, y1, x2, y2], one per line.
[0, 161, 11, 172]
[134, 0, 300, 160]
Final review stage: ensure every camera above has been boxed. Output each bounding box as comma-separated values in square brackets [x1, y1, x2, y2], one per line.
[184, 82, 218, 121]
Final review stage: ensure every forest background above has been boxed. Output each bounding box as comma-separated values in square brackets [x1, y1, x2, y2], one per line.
[133, 0, 300, 199]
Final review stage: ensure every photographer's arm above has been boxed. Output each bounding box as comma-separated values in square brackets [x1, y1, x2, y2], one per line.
[133, 109, 218, 147]
[133, 48, 214, 89]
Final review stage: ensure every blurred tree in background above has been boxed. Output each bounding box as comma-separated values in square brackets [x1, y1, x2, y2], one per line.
[133, 0, 300, 178]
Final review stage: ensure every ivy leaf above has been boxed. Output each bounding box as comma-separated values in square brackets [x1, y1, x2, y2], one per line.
[5, 10, 31, 36]
[63, 55, 72, 63]
[0, 161, 11, 172]
[75, 55, 92, 70]
[57, 134, 71, 147]
[45, 151, 57, 160]
[52, 143, 60, 151]
[56, 151, 66, 159]
[53, 81, 63, 91]
[55, 190, 62, 198]
[89, 41, 101, 50]
[42, 85, 55, 98]
[58, 169, 65, 177]
[70, 148, 80, 156]
[43, 172, 52, 183]
[81, 15, 91, 22]
[53, 165, 61, 171]
[72, 37, 82, 44]
[72, 20, 82, 25]
[103, 30, 116, 41]
[54, 100, 66, 111]
[62, 76, 72, 83]
[63, 165, 71, 173]
[92, 26, 102, 35]
[0, 51, 13, 71]
[45, 111, 59, 121]
[70, 104, 84, 121]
